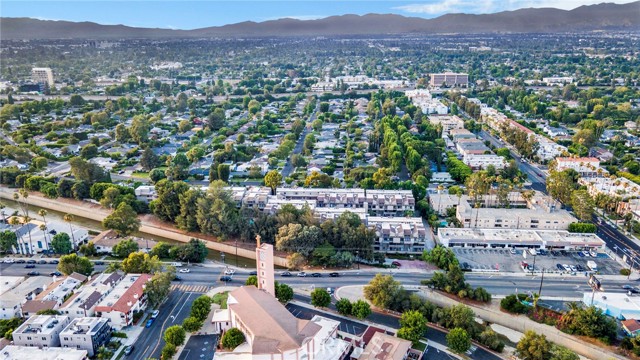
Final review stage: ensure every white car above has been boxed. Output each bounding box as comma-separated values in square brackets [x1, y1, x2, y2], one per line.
[3, 259, 14, 264]
[179, 268, 190, 273]
[589, 251, 598, 258]
[562, 264, 571, 272]
[224, 268, 235, 275]
[297, 272, 307, 277]
[151, 310, 160, 319]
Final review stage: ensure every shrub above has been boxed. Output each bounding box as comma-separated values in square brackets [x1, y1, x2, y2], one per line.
[161, 343, 176, 360]
[500, 294, 530, 314]
[621, 268, 631, 276]
[221, 328, 245, 350]
[111, 331, 128, 338]
[336, 298, 352, 316]
[182, 316, 203, 332]
[568, 222, 597, 233]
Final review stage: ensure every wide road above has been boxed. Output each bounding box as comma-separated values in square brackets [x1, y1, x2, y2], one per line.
[281, 102, 317, 178]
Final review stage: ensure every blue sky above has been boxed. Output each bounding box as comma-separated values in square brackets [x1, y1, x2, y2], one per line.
[2, 0, 636, 29]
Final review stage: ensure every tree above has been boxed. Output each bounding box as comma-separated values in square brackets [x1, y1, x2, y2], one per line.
[32, 156, 48, 170]
[275, 282, 293, 303]
[351, 300, 371, 319]
[572, 129, 596, 149]
[51, 233, 72, 254]
[516, 330, 551, 360]
[447, 304, 475, 331]
[397, 310, 427, 344]
[208, 108, 226, 130]
[140, 147, 159, 172]
[0, 231, 18, 253]
[182, 316, 203, 332]
[447, 328, 471, 353]
[221, 328, 245, 350]
[275, 223, 323, 257]
[80, 144, 98, 159]
[78, 241, 97, 256]
[121, 252, 161, 274]
[163, 325, 186, 347]
[151, 180, 189, 222]
[171, 239, 208, 263]
[550, 345, 579, 360]
[130, 115, 151, 145]
[423, 246, 459, 269]
[217, 164, 230, 183]
[364, 274, 402, 309]
[112, 239, 139, 258]
[100, 187, 120, 209]
[149, 168, 166, 183]
[310, 288, 331, 308]
[190, 295, 213, 321]
[304, 171, 333, 188]
[336, 298, 352, 316]
[245, 275, 258, 286]
[103, 203, 140, 236]
[161, 343, 176, 360]
[571, 190, 595, 222]
[57, 254, 94, 276]
[115, 124, 130, 143]
[264, 170, 282, 195]
[145, 271, 174, 308]
[69, 157, 110, 184]
[546, 169, 579, 205]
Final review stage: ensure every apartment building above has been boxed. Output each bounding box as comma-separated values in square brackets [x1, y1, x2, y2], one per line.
[555, 157, 602, 176]
[428, 115, 465, 135]
[449, 128, 477, 142]
[430, 72, 468, 87]
[31, 68, 54, 87]
[579, 176, 640, 200]
[359, 331, 412, 360]
[0, 276, 51, 319]
[60, 317, 112, 357]
[94, 274, 151, 329]
[12, 315, 71, 348]
[455, 138, 490, 156]
[456, 200, 575, 230]
[134, 185, 157, 203]
[1, 345, 88, 360]
[59, 272, 124, 318]
[212, 286, 350, 360]
[405, 89, 448, 114]
[369, 217, 428, 254]
[36, 274, 86, 307]
[463, 154, 506, 170]
[437, 228, 606, 250]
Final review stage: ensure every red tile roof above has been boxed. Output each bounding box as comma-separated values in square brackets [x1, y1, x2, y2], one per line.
[623, 319, 640, 333]
[94, 274, 151, 314]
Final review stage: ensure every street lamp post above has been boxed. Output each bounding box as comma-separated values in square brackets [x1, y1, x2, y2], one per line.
[221, 252, 225, 265]
[531, 253, 537, 276]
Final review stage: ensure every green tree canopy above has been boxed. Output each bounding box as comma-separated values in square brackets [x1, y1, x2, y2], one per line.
[51, 233, 72, 255]
[112, 239, 139, 258]
[57, 254, 94, 276]
[163, 325, 186, 347]
[221, 328, 245, 350]
[310, 288, 331, 308]
[102, 203, 140, 236]
[447, 327, 471, 353]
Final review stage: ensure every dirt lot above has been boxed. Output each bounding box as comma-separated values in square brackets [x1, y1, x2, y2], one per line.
[451, 248, 622, 275]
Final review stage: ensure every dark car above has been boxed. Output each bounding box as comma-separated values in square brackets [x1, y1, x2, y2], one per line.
[15, 259, 25, 264]
[556, 264, 564, 271]
[311, 273, 322, 277]
[329, 272, 340, 277]
[95, 261, 105, 265]
[145, 319, 154, 328]
[26, 259, 36, 264]
[123, 345, 134, 356]
[576, 264, 585, 272]
[220, 275, 232, 282]
[27, 271, 40, 276]
[623, 285, 640, 294]
[38, 259, 48, 264]
[49, 260, 59, 264]
[173, 276, 182, 281]
[391, 261, 402, 267]
[281, 271, 292, 277]
[24, 264, 36, 268]
[50, 271, 62, 277]
[248, 271, 257, 276]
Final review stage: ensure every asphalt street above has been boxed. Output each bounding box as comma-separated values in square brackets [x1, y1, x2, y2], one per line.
[281, 103, 317, 178]
[179, 334, 218, 360]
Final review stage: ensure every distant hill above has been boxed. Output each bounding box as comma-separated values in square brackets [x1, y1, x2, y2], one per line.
[2, 1, 639, 40]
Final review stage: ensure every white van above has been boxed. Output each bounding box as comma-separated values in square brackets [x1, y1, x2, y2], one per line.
[171, 262, 183, 267]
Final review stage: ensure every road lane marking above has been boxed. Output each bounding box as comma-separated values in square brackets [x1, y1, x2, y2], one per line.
[150, 291, 190, 356]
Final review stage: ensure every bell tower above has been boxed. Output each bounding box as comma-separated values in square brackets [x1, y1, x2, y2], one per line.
[255, 235, 275, 297]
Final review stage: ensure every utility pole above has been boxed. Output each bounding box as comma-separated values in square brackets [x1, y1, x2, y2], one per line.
[538, 268, 545, 297]
[531, 253, 537, 276]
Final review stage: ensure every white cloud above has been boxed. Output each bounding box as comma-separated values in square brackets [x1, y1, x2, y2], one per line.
[395, 0, 464, 14]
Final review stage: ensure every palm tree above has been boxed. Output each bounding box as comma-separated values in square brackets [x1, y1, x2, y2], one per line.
[38, 209, 50, 252]
[24, 216, 34, 255]
[64, 214, 76, 248]
[8, 217, 24, 254]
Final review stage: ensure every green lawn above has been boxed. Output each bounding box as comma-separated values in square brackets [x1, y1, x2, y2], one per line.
[212, 292, 229, 309]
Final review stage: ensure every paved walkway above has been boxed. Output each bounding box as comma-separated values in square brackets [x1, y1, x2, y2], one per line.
[336, 285, 625, 360]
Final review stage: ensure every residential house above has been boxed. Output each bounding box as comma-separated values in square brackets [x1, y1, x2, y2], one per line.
[60, 317, 112, 356]
[12, 315, 71, 348]
[59, 272, 124, 318]
[94, 274, 151, 329]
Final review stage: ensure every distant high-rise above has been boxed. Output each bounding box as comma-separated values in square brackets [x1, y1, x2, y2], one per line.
[430, 72, 468, 87]
[31, 67, 54, 87]
[255, 235, 275, 297]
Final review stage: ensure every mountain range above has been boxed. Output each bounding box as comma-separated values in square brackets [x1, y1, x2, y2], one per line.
[2, 1, 639, 40]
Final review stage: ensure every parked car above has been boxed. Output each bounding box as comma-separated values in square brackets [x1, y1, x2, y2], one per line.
[27, 271, 40, 276]
[569, 265, 577, 272]
[248, 271, 257, 276]
[310, 272, 322, 277]
[281, 271, 292, 277]
[556, 264, 564, 271]
[145, 319, 154, 328]
[589, 251, 598, 258]
[123, 345, 134, 356]
[151, 310, 160, 319]
[49, 259, 59, 264]
[178, 268, 190, 273]
[580, 251, 588, 257]
[576, 264, 585, 272]
[329, 272, 340, 277]
[24, 264, 36, 268]
[219, 275, 232, 282]
[391, 261, 401, 267]
[38, 260, 47, 264]
[26, 259, 36, 264]
[49, 271, 62, 277]
[95, 261, 105, 265]
[15, 259, 25, 264]
[224, 268, 235, 275]
[297, 272, 307, 277]
[3, 259, 14, 264]
[562, 264, 571, 272]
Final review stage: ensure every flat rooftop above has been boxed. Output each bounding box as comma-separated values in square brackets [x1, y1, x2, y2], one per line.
[438, 228, 606, 247]
[0, 345, 87, 360]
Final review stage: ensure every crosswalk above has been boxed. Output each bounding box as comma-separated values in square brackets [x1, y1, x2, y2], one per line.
[170, 284, 214, 293]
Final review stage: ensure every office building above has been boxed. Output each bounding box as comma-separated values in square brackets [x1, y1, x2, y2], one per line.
[437, 228, 606, 250]
[31, 68, 54, 87]
[12, 315, 71, 348]
[430, 73, 468, 87]
[60, 317, 112, 357]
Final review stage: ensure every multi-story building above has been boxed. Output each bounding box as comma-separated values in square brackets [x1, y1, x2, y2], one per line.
[456, 138, 490, 156]
[358, 331, 412, 360]
[134, 186, 157, 203]
[94, 274, 151, 329]
[211, 286, 350, 360]
[91, 230, 157, 254]
[1, 345, 88, 360]
[31, 68, 54, 87]
[437, 228, 606, 251]
[430, 73, 468, 87]
[456, 200, 575, 230]
[12, 315, 71, 348]
[449, 128, 476, 142]
[463, 154, 506, 170]
[0, 276, 52, 319]
[60, 317, 112, 357]
[543, 76, 574, 85]
[579, 176, 640, 200]
[428, 115, 464, 135]
[59, 272, 124, 318]
[555, 157, 602, 177]
[368, 217, 428, 254]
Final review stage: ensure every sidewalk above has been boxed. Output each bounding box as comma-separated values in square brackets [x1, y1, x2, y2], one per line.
[336, 285, 625, 360]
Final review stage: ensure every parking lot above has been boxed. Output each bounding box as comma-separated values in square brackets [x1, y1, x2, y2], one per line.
[451, 248, 623, 275]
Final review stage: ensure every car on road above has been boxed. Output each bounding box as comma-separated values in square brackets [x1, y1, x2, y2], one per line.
[49, 259, 59, 264]
[219, 275, 232, 282]
[173, 276, 182, 281]
[556, 264, 564, 271]
[297, 272, 307, 277]
[310, 272, 322, 277]
[25, 264, 36, 268]
[622, 285, 640, 294]
[49, 271, 62, 277]
[26, 259, 36, 264]
[95, 261, 105, 265]
[3, 259, 14, 264]
[15, 259, 25, 264]
[123, 345, 134, 356]
[329, 272, 340, 277]
[27, 271, 40, 276]
[151, 310, 160, 319]
[145, 319, 154, 328]
[179, 268, 190, 273]
[248, 271, 257, 276]
[224, 269, 235, 275]
[38, 259, 47, 264]
[281, 271, 292, 277]
[391, 261, 402, 267]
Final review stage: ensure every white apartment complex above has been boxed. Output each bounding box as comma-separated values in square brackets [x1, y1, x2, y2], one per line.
[463, 154, 506, 170]
[555, 157, 602, 176]
[31, 67, 54, 87]
[59, 272, 124, 318]
[0, 345, 88, 360]
[94, 274, 151, 329]
[0, 276, 52, 319]
[12, 315, 71, 348]
[60, 317, 112, 357]
[437, 228, 606, 250]
[369, 216, 428, 253]
[405, 89, 448, 114]
[430, 72, 468, 87]
[428, 115, 465, 135]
